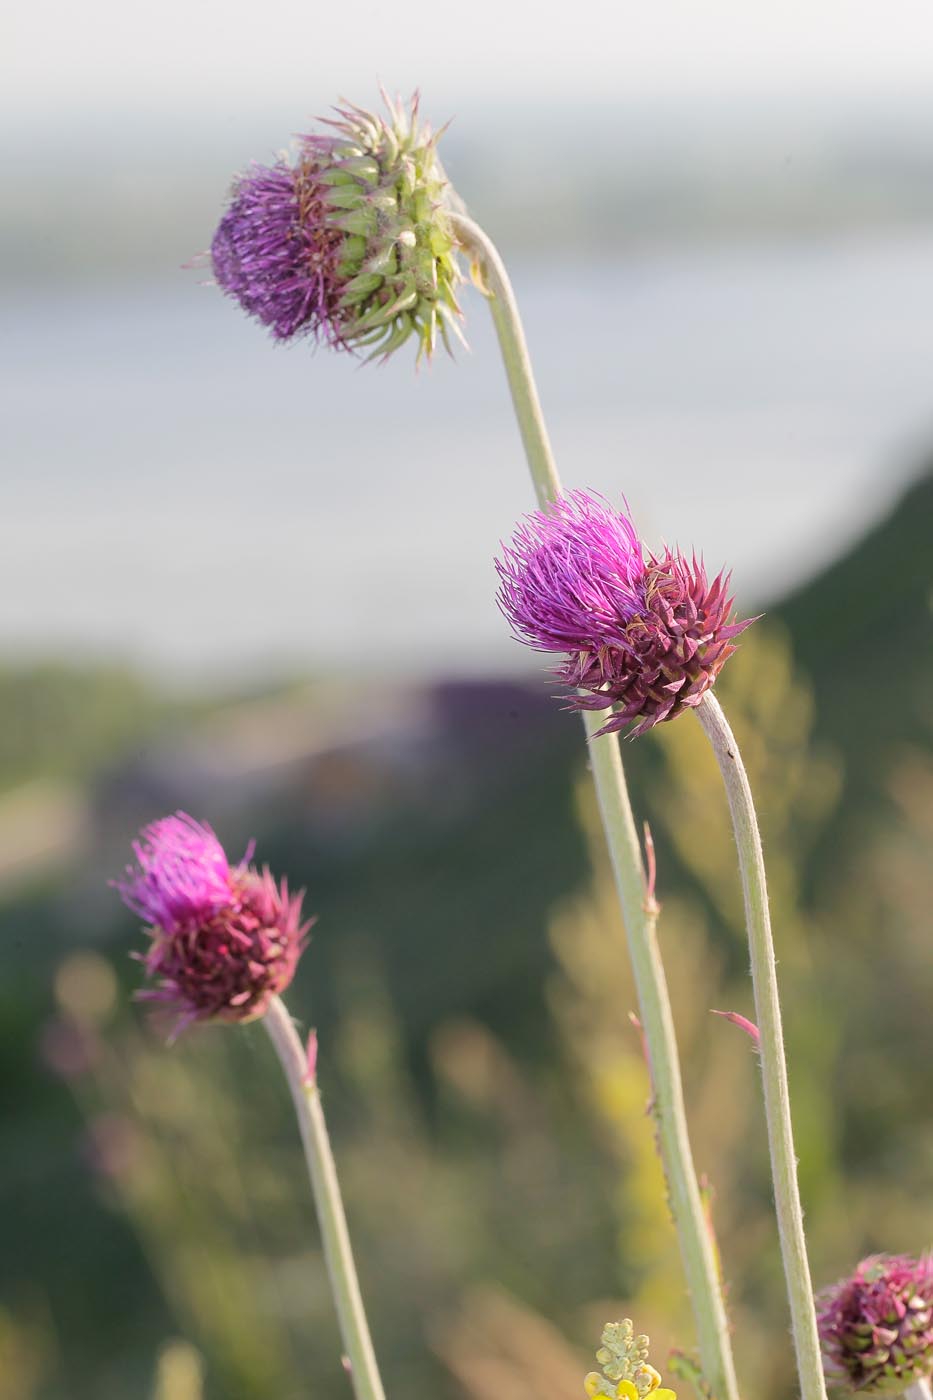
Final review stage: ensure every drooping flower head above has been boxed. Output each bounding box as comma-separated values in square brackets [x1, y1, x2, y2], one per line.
[817, 1254, 933, 1394]
[496, 491, 753, 737]
[211, 91, 463, 361]
[115, 814, 311, 1035]
[584, 1320, 676, 1400]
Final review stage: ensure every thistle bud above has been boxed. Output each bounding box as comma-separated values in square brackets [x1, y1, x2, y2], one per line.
[114, 813, 311, 1036]
[496, 491, 753, 737]
[817, 1254, 933, 1394]
[211, 91, 463, 361]
[584, 1321, 676, 1400]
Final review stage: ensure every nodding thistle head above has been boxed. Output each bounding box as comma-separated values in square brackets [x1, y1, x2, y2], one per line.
[211, 91, 463, 361]
[115, 813, 311, 1036]
[817, 1254, 933, 1394]
[496, 491, 753, 737]
[584, 1320, 677, 1400]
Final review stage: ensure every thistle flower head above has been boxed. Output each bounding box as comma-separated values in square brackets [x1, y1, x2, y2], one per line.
[211, 91, 463, 361]
[496, 491, 753, 737]
[115, 813, 311, 1034]
[584, 1321, 676, 1400]
[817, 1254, 933, 1394]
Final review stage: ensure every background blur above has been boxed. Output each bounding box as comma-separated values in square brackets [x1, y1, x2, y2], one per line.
[2, 3, 932, 1397]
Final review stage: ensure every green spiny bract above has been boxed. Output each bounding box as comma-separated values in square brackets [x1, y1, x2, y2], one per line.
[303, 91, 464, 361]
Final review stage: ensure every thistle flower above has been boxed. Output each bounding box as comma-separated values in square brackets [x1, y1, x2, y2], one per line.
[211, 91, 463, 361]
[584, 1321, 677, 1400]
[495, 491, 753, 737]
[115, 813, 311, 1034]
[817, 1254, 933, 1394]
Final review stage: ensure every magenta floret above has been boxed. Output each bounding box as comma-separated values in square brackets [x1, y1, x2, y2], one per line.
[116, 813, 233, 934]
[496, 491, 646, 652]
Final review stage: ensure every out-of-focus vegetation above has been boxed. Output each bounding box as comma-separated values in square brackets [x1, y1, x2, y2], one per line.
[0, 472, 930, 1399]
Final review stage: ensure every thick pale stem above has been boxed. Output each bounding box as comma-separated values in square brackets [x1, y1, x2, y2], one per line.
[263, 996, 386, 1400]
[904, 1381, 933, 1400]
[694, 693, 826, 1400]
[451, 209, 740, 1400]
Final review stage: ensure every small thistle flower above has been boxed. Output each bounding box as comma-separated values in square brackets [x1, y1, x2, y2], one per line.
[211, 90, 463, 361]
[496, 491, 753, 737]
[115, 813, 311, 1035]
[817, 1254, 933, 1394]
[584, 1321, 677, 1400]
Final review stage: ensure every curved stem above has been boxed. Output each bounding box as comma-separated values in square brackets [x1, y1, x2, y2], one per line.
[264, 996, 386, 1400]
[694, 693, 826, 1400]
[450, 213, 560, 508]
[452, 210, 740, 1400]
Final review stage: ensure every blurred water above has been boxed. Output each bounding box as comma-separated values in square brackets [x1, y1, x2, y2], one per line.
[4, 231, 933, 685]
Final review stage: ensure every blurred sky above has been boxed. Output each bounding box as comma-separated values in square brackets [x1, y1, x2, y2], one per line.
[7, 0, 933, 110]
[4, 3, 933, 686]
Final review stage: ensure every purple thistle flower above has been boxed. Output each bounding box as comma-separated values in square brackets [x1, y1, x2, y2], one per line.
[210, 92, 463, 361]
[817, 1254, 933, 1394]
[115, 813, 311, 1035]
[495, 491, 753, 738]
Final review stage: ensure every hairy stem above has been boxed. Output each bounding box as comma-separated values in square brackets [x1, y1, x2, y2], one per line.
[694, 693, 826, 1400]
[451, 209, 740, 1400]
[264, 996, 386, 1400]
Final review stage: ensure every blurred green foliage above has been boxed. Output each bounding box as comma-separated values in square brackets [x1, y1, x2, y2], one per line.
[0, 665, 166, 790]
[0, 475, 930, 1399]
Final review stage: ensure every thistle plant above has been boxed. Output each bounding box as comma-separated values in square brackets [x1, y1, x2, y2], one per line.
[448, 224, 741, 1400]
[115, 813, 386, 1400]
[211, 91, 463, 360]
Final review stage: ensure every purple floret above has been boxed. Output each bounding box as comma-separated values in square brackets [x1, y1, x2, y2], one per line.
[496, 491, 646, 653]
[211, 161, 340, 342]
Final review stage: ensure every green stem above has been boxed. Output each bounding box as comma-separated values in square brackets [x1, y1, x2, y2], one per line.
[450, 210, 740, 1400]
[451, 214, 559, 508]
[694, 693, 826, 1400]
[264, 996, 386, 1400]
